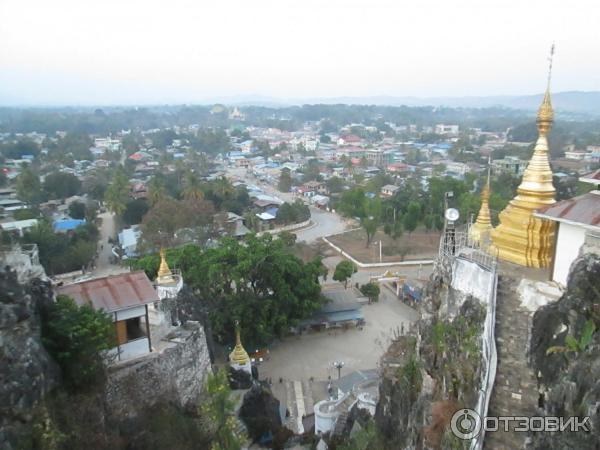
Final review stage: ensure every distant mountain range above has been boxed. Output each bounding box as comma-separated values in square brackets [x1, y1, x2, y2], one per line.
[207, 91, 600, 116]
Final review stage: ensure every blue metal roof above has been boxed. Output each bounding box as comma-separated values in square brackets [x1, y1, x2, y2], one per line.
[53, 219, 86, 231]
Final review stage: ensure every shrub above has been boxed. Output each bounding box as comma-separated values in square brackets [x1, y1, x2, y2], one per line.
[41, 296, 116, 390]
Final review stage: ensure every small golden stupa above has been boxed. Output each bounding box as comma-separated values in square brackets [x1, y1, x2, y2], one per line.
[490, 47, 557, 267]
[156, 248, 175, 284]
[470, 161, 493, 245]
[229, 321, 251, 367]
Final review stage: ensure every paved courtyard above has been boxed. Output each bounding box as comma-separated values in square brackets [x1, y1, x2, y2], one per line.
[257, 278, 420, 383]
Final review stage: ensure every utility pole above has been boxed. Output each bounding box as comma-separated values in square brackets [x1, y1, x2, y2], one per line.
[379, 240, 382, 263]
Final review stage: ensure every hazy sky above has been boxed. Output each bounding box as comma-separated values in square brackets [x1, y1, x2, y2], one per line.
[1, 0, 599, 105]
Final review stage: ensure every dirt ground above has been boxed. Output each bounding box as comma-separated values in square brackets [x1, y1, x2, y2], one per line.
[328, 227, 440, 263]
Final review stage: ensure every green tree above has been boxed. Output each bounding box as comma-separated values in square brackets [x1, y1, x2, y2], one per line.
[123, 198, 149, 226]
[147, 175, 168, 206]
[41, 295, 116, 390]
[130, 235, 325, 347]
[104, 168, 129, 217]
[68, 201, 86, 220]
[43, 172, 82, 199]
[16, 166, 43, 205]
[275, 201, 310, 225]
[278, 230, 297, 247]
[141, 198, 214, 247]
[82, 169, 110, 201]
[183, 170, 205, 201]
[360, 282, 380, 304]
[278, 167, 292, 192]
[201, 369, 243, 450]
[12, 208, 38, 220]
[403, 201, 421, 234]
[326, 176, 345, 194]
[333, 260, 357, 289]
[361, 216, 378, 247]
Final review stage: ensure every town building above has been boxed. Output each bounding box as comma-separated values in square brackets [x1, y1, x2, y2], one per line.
[380, 184, 399, 197]
[435, 124, 459, 135]
[492, 156, 527, 176]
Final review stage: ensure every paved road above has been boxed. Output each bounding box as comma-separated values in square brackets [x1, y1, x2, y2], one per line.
[92, 211, 127, 277]
[295, 207, 348, 243]
[225, 166, 349, 243]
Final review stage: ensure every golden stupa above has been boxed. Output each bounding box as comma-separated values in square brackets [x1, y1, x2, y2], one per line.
[229, 322, 251, 367]
[156, 248, 175, 284]
[470, 161, 493, 245]
[490, 54, 557, 267]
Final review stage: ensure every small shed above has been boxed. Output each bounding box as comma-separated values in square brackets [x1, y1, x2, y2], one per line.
[56, 271, 159, 361]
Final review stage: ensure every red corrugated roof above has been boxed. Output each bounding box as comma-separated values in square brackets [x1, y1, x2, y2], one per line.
[56, 271, 159, 312]
[536, 192, 600, 228]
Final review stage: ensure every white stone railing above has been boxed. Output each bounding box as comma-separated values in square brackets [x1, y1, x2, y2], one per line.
[260, 219, 312, 235]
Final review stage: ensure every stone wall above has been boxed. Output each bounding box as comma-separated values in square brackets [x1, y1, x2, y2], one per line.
[105, 321, 212, 421]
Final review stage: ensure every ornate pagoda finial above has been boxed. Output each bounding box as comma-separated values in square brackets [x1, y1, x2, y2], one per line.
[537, 44, 555, 135]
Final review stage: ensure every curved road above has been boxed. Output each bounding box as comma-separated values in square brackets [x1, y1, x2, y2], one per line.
[225, 166, 350, 243]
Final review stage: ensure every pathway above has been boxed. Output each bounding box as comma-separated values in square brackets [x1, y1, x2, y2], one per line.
[484, 274, 538, 450]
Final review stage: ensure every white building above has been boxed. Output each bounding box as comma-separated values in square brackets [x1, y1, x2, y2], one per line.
[435, 124, 459, 135]
[535, 170, 600, 287]
[0, 218, 38, 236]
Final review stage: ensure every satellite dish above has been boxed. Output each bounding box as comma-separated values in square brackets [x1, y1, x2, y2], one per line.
[445, 208, 460, 222]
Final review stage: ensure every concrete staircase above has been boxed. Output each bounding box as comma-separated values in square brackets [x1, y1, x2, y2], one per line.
[484, 275, 539, 450]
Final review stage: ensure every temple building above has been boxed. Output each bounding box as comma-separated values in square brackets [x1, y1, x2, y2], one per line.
[469, 163, 493, 246]
[535, 169, 600, 286]
[229, 323, 252, 375]
[490, 82, 557, 267]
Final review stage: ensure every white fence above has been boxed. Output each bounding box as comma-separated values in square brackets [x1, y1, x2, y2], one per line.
[322, 233, 434, 268]
[440, 227, 498, 450]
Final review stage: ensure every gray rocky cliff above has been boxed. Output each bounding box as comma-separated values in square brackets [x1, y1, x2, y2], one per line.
[529, 253, 600, 450]
[0, 269, 60, 450]
[374, 260, 487, 450]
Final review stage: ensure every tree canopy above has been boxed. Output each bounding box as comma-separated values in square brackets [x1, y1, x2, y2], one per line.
[333, 260, 357, 289]
[130, 234, 326, 347]
[41, 295, 116, 390]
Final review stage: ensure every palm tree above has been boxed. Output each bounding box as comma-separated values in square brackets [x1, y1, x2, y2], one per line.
[147, 176, 166, 206]
[214, 176, 234, 200]
[104, 170, 129, 216]
[183, 170, 204, 201]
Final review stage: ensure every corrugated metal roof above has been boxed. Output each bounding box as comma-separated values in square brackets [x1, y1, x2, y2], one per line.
[536, 191, 600, 228]
[56, 271, 159, 312]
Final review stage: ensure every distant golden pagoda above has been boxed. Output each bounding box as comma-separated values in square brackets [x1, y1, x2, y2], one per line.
[490, 49, 557, 267]
[156, 248, 174, 284]
[470, 161, 493, 245]
[229, 322, 251, 368]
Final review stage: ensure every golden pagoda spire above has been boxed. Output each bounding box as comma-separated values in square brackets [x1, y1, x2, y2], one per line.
[490, 45, 557, 267]
[470, 158, 493, 245]
[156, 248, 174, 284]
[229, 321, 250, 366]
